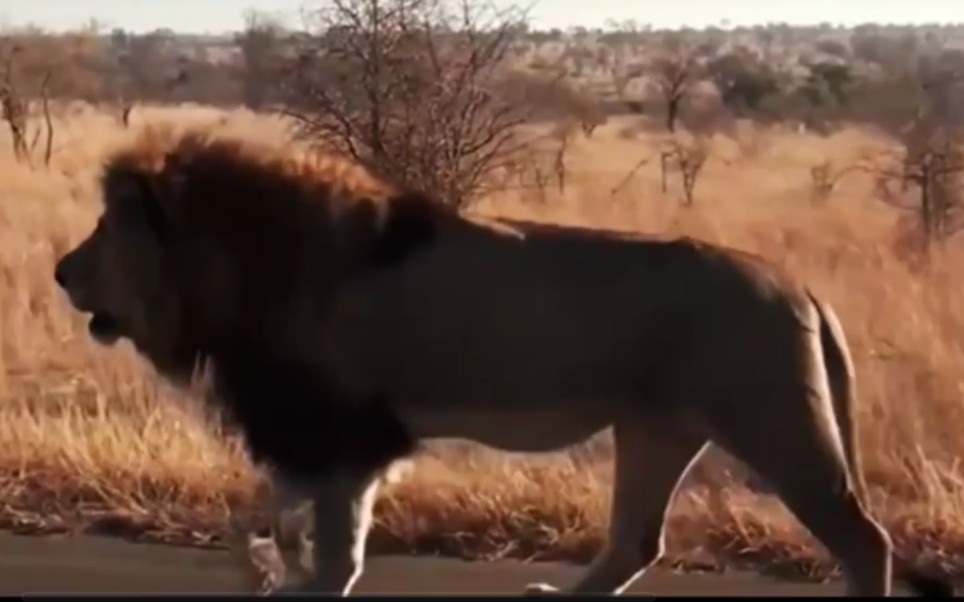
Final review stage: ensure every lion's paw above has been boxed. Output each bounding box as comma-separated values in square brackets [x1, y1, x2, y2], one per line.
[524, 582, 562, 596]
[264, 582, 311, 597]
[247, 535, 287, 595]
[250, 562, 286, 596]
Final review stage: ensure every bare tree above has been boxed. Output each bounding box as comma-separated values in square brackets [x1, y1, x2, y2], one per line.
[860, 62, 964, 256]
[34, 71, 54, 167]
[103, 29, 181, 125]
[865, 135, 964, 256]
[282, 0, 571, 209]
[0, 42, 54, 167]
[237, 9, 287, 110]
[0, 44, 29, 161]
[647, 33, 713, 132]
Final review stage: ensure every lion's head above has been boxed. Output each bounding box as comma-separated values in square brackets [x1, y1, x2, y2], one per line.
[55, 126, 441, 383]
[54, 152, 205, 380]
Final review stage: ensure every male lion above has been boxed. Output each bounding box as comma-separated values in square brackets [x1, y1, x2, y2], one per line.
[55, 126, 951, 597]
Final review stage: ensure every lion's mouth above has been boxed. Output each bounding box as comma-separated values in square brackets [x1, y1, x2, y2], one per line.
[88, 312, 123, 345]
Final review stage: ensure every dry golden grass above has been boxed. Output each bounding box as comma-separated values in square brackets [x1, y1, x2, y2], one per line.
[1, 103, 963, 583]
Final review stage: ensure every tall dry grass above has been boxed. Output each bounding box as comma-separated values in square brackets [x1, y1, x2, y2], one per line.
[0, 104, 962, 581]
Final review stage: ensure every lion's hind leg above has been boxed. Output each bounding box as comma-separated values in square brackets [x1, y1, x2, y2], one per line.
[709, 386, 892, 596]
[525, 419, 708, 595]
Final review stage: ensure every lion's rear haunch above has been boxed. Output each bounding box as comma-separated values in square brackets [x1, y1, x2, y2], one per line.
[812, 294, 952, 598]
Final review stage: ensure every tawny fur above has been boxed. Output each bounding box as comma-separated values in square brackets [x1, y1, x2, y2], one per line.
[54, 126, 952, 598]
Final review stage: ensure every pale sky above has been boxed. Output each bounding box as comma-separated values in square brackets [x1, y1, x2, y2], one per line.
[2, 0, 964, 35]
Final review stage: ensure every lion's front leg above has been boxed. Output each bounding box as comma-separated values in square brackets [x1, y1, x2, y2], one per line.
[246, 522, 315, 596]
[243, 468, 316, 595]
[246, 527, 288, 595]
[287, 471, 380, 596]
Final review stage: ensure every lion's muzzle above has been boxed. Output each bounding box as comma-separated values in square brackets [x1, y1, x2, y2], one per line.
[54, 252, 125, 346]
[54, 253, 91, 309]
[55, 251, 92, 307]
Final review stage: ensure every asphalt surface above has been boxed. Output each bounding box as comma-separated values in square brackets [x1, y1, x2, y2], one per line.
[0, 532, 912, 596]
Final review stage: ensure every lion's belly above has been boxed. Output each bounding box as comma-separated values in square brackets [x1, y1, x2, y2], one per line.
[399, 406, 612, 452]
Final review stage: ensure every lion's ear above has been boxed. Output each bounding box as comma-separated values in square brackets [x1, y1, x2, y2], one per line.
[340, 194, 437, 270]
[104, 168, 174, 242]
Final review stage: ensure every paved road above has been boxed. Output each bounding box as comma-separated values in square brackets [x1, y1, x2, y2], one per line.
[0, 532, 911, 596]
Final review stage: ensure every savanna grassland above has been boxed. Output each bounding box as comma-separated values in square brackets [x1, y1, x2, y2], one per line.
[1, 103, 963, 583]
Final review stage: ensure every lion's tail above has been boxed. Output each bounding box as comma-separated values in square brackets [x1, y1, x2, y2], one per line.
[808, 291, 868, 503]
[809, 291, 954, 598]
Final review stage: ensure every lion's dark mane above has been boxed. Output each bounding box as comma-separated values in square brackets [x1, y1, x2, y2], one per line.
[100, 126, 441, 483]
[209, 341, 418, 482]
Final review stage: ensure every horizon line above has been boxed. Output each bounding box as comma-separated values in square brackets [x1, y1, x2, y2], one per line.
[7, 17, 964, 37]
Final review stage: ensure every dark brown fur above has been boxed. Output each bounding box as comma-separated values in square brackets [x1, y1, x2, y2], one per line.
[54, 126, 954, 597]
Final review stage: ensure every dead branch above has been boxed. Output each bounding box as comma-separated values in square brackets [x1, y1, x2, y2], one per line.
[39, 71, 54, 167]
[610, 155, 654, 196]
[119, 102, 133, 128]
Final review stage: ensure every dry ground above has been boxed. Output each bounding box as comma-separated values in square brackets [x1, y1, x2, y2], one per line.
[0, 103, 963, 586]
